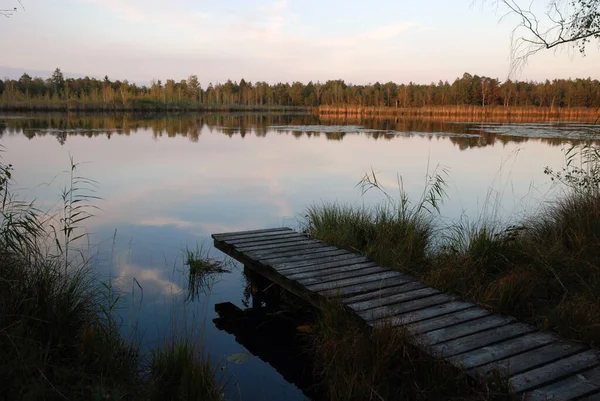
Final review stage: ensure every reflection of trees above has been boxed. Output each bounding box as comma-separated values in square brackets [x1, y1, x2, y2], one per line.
[0, 113, 597, 151]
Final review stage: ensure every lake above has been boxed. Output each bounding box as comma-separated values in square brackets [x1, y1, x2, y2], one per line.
[0, 113, 596, 401]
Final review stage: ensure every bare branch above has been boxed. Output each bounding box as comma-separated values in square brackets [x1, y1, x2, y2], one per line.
[0, 0, 24, 18]
[490, 0, 600, 73]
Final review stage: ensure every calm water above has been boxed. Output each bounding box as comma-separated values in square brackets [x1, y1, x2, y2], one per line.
[0, 113, 595, 400]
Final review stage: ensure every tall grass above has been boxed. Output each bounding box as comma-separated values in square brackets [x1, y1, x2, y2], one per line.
[0, 156, 224, 400]
[0, 158, 140, 399]
[306, 157, 600, 346]
[305, 168, 447, 274]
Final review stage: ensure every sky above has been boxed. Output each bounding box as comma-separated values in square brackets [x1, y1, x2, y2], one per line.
[1, 0, 599, 86]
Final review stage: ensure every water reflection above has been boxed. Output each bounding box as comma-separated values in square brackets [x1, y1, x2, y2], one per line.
[1, 113, 597, 150]
[214, 268, 319, 400]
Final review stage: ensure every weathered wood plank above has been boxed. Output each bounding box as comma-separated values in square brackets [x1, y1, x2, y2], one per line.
[348, 287, 440, 312]
[294, 266, 389, 286]
[318, 275, 418, 298]
[213, 229, 294, 242]
[523, 365, 600, 401]
[447, 331, 558, 370]
[307, 271, 402, 293]
[404, 307, 490, 335]
[273, 253, 367, 270]
[284, 262, 379, 281]
[212, 227, 292, 239]
[237, 241, 325, 253]
[342, 281, 427, 304]
[510, 350, 600, 394]
[469, 341, 587, 379]
[276, 256, 371, 273]
[257, 249, 352, 266]
[247, 245, 341, 260]
[416, 315, 516, 346]
[359, 294, 454, 322]
[374, 302, 477, 328]
[430, 323, 536, 358]
[224, 233, 306, 246]
[279, 260, 376, 277]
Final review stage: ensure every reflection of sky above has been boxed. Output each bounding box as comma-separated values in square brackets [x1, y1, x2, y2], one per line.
[1, 119, 571, 400]
[4, 123, 566, 231]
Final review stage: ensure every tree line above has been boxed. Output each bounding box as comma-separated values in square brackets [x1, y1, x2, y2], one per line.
[1, 68, 599, 111]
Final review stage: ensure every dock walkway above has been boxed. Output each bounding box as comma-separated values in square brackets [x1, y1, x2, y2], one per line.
[212, 227, 600, 400]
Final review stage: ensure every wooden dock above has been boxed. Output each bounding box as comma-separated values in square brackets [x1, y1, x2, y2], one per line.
[212, 227, 600, 400]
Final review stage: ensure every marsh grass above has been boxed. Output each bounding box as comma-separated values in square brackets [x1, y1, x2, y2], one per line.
[184, 245, 231, 302]
[0, 163, 141, 399]
[147, 337, 223, 401]
[307, 167, 600, 346]
[0, 157, 224, 400]
[305, 168, 447, 274]
[311, 300, 512, 401]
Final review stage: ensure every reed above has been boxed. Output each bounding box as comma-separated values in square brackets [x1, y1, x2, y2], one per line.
[306, 161, 600, 346]
[318, 105, 600, 122]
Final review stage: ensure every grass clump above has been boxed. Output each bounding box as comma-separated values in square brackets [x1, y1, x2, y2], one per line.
[305, 169, 447, 273]
[515, 191, 600, 342]
[147, 338, 223, 401]
[305, 202, 433, 271]
[311, 301, 511, 401]
[184, 245, 231, 302]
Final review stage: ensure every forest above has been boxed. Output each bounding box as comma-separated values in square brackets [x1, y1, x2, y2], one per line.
[1, 68, 599, 111]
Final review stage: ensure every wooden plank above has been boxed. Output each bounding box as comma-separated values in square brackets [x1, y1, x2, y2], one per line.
[318, 275, 418, 298]
[307, 271, 402, 293]
[220, 237, 307, 251]
[523, 365, 600, 401]
[212, 227, 292, 239]
[276, 256, 371, 274]
[342, 281, 427, 304]
[416, 315, 516, 346]
[510, 349, 600, 394]
[469, 341, 587, 379]
[214, 229, 294, 242]
[359, 294, 454, 322]
[447, 331, 558, 370]
[404, 307, 490, 335]
[223, 233, 305, 246]
[430, 323, 536, 358]
[237, 240, 324, 253]
[251, 247, 347, 261]
[257, 249, 351, 264]
[247, 245, 340, 259]
[284, 262, 379, 281]
[294, 266, 389, 286]
[374, 301, 477, 328]
[273, 253, 366, 270]
[277, 256, 377, 277]
[348, 287, 440, 312]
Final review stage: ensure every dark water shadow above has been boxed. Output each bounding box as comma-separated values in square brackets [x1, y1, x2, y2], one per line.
[213, 268, 323, 401]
